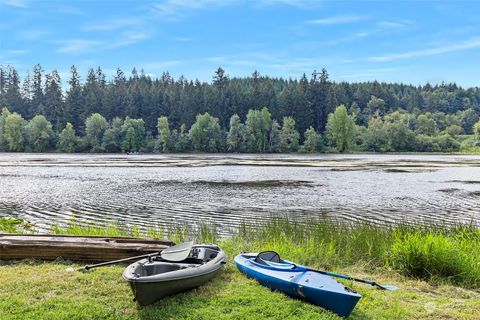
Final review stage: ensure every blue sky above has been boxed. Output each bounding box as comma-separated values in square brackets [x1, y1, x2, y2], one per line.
[1, 0, 479, 87]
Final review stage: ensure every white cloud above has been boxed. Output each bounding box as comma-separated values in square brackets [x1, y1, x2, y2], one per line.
[369, 37, 480, 62]
[56, 40, 102, 54]
[307, 15, 367, 25]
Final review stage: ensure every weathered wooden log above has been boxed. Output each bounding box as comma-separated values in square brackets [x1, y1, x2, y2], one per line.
[0, 233, 174, 262]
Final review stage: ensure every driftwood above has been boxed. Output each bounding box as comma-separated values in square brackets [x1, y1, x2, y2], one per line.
[0, 233, 174, 262]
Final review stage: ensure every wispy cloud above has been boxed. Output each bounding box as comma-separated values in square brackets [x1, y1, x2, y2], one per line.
[4, 49, 27, 56]
[325, 19, 413, 45]
[306, 15, 367, 25]
[152, 0, 234, 19]
[257, 0, 322, 8]
[377, 20, 413, 29]
[55, 4, 84, 15]
[0, 49, 28, 60]
[56, 39, 102, 54]
[109, 31, 149, 48]
[84, 18, 144, 31]
[20, 29, 50, 41]
[369, 37, 480, 62]
[2, 0, 28, 8]
[151, 0, 314, 19]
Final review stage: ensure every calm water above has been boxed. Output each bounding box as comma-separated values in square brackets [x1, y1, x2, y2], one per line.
[0, 153, 479, 234]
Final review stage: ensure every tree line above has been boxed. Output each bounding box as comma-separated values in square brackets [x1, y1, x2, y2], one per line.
[0, 64, 479, 153]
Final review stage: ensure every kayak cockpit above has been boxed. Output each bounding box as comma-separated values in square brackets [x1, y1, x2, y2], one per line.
[131, 262, 193, 278]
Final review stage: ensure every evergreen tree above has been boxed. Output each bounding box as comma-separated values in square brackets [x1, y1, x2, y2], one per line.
[4, 67, 22, 114]
[44, 70, 63, 131]
[65, 66, 83, 132]
[31, 64, 44, 117]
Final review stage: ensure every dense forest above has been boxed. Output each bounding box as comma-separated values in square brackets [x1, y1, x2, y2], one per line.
[0, 64, 479, 153]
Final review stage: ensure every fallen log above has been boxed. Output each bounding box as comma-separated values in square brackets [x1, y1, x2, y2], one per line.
[0, 233, 174, 262]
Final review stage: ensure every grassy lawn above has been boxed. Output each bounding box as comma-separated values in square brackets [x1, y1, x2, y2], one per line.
[1, 218, 479, 319]
[1, 259, 479, 320]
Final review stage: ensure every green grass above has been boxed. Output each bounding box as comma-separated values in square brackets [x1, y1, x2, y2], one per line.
[1, 217, 480, 319]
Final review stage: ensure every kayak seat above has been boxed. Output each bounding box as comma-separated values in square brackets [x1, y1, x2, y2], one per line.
[254, 251, 284, 266]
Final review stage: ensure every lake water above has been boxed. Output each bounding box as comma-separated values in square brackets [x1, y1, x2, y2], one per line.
[0, 153, 479, 234]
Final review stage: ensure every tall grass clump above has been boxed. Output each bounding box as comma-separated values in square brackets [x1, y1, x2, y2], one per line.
[0, 217, 35, 233]
[235, 218, 396, 269]
[390, 226, 480, 288]
[50, 219, 165, 239]
[0, 217, 22, 233]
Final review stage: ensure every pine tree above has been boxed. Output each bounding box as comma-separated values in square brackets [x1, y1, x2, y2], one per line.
[31, 64, 44, 117]
[66, 66, 83, 132]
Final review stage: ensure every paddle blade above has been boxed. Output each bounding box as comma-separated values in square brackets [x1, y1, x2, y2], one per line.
[160, 241, 194, 262]
[380, 285, 398, 291]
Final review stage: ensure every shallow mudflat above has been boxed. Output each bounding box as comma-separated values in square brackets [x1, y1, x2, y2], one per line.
[0, 153, 479, 233]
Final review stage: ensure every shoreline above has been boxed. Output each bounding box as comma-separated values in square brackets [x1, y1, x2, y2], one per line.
[1, 218, 479, 319]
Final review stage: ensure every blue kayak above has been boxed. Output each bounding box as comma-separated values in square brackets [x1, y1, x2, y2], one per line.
[235, 253, 361, 317]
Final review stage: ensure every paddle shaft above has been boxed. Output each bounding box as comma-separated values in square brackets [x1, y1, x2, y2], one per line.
[81, 241, 195, 271]
[82, 252, 159, 271]
[305, 268, 387, 290]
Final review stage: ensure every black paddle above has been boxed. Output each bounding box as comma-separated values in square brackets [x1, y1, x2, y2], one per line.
[67, 241, 194, 272]
[294, 265, 398, 291]
[255, 251, 398, 291]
